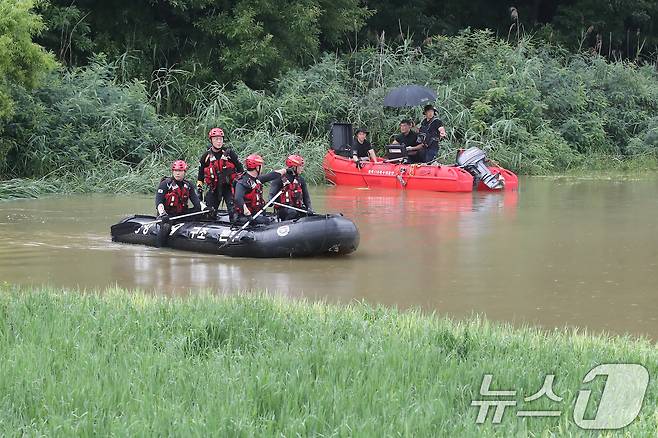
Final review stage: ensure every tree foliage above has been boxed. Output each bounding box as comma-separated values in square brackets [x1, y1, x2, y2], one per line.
[0, 0, 55, 120]
[1, 58, 195, 178]
[2, 4, 658, 195]
[363, 0, 658, 61]
[0, 0, 56, 168]
[36, 0, 371, 92]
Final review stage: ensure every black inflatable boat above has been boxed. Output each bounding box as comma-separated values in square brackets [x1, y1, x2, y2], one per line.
[110, 213, 359, 258]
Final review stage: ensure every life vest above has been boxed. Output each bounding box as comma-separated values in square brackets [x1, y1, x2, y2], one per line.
[276, 175, 303, 209]
[203, 150, 237, 190]
[162, 177, 190, 214]
[235, 174, 264, 215]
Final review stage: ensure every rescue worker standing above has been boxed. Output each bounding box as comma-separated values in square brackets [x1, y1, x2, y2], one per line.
[155, 160, 202, 246]
[197, 127, 243, 221]
[233, 154, 286, 225]
[418, 104, 447, 163]
[269, 155, 313, 221]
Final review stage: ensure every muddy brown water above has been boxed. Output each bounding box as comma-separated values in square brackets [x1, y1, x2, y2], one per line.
[1, 177, 657, 339]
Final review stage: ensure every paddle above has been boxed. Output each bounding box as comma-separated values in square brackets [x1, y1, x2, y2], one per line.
[218, 188, 284, 249]
[354, 159, 370, 189]
[112, 209, 208, 236]
[144, 209, 207, 226]
[272, 202, 315, 215]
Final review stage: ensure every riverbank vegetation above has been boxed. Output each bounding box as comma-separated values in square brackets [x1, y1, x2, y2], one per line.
[1, 1, 658, 200]
[0, 285, 656, 435]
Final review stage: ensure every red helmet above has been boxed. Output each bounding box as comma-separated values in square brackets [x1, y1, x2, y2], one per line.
[285, 154, 305, 167]
[245, 154, 264, 170]
[171, 160, 188, 171]
[208, 127, 224, 138]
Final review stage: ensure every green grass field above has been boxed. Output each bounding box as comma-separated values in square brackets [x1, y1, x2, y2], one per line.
[0, 285, 656, 436]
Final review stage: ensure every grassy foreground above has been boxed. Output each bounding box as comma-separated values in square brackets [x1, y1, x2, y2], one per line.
[0, 286, 656, 436]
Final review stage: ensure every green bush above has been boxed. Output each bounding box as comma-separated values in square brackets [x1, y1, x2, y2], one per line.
[0, 0, 55, 120]
[188, 31, 658, 176]
[1, 58, 196, 178]
[0, 0, 56, 169]
[3, 30, 658, 201]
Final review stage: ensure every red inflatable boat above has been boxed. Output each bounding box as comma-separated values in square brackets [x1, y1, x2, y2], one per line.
[322, 151, 518, 192]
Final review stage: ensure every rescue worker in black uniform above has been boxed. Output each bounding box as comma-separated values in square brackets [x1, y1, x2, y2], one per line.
[196, 127, 243, 222]
[233, 154, 286, 225]
[392, 119, 424, 163]
[351, 128, 378, 166]
[269, 154, 313, 221]
[155, 159, 203, 246]
[418, 104, 447, 163]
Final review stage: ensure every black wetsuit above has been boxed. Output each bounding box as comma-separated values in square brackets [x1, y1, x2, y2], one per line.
[197, 147, 243, 220]
[233, 171, 282, 225]
[155, 178, 201, 215]
[154, 177, 201, 247]
[269, 170, 312, 221]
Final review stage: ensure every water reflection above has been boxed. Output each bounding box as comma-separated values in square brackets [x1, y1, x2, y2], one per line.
[2, 180, 658, 339]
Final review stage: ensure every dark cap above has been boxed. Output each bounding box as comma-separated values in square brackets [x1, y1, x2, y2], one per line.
[423, 104, 436, 114]
[354, 128, 369, 135]
[400, 119, 413, 125]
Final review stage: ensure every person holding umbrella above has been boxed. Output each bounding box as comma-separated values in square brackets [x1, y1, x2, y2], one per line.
[383, 85, 440, 164]
[418, 104, 447, 162]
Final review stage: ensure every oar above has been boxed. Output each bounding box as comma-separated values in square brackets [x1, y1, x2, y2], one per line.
[112, 209, 208, 236]
[143, 209, 207, 226]
[218, 188, 284, 249]
[354, 160, 370, 189]
[272, 202, 315, 215]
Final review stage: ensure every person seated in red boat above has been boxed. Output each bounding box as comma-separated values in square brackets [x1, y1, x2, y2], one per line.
[269, 154, 313, 221]
[233, 154, 287, 225]
[418, 104, 447, 163]
[351, 128, 378, 167]
[155, 159, 205, 246]
[392, 119, 425, 164]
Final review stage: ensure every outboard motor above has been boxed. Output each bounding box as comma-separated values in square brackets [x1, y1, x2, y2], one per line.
[456, 147, 504, 189]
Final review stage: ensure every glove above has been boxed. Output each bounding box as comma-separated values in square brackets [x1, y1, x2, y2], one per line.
[356, 161, 364, 169]
[306, 208, 315, 215]
[158, 213, 170, 223]
[204, 207, 216, 219]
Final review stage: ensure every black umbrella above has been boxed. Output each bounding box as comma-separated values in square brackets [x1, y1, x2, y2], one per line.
[383, 85, 437, 108]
